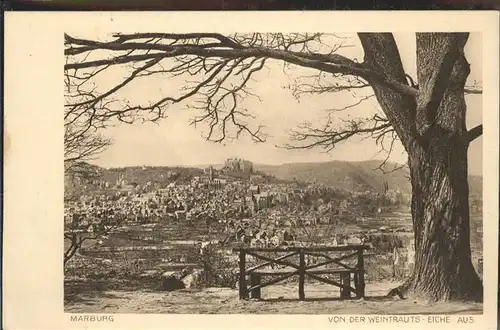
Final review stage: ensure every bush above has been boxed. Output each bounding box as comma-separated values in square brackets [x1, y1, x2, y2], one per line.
[365, 233, 406, 253]
[191, 242, 238, 288]
[363, 234, 413, 282]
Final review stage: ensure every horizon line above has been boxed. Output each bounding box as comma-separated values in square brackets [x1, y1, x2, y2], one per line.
[86, 159, 483, 177]
[89, 158, 407, 169]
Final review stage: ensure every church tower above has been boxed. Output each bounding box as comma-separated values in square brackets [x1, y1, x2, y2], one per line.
[209, 165, 214, 182]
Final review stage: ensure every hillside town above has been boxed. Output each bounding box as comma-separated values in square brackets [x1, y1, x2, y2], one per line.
[65, 158, 413, 246]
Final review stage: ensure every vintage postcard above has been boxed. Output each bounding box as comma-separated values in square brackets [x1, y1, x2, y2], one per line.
[3, 10, 499, 330]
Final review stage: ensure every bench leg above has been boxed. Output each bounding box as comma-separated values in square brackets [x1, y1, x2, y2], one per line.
[250, 274, 261, 299]
[340, 272, 351, 299]
[238, 251, 248, 299]
[357, 271, 365, 299]
[353, 272, 359, 298]
[239, 275, 248, 300]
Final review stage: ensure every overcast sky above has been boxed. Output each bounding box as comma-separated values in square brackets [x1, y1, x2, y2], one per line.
[84, 33, 483, 175]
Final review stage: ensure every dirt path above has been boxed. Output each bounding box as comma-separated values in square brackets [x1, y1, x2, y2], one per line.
[65, 281, 482, 314]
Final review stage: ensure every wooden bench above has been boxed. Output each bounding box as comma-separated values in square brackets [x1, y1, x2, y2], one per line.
[235, 245, 370, 301]
[249, 267, 357, 300]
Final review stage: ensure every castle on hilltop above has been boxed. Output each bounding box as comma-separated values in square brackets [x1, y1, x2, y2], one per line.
[224, 158, 253, 175]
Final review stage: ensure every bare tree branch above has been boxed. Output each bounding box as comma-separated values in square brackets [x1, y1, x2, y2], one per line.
[289, 72, 371, 99]
[466, 124, 483, 143]
[281, 114, 393, 153]
[64, 33, 377, 143]
[65, 126, 112, 164]
[464, 86, 482, 94]
[65, 33, 418, 95]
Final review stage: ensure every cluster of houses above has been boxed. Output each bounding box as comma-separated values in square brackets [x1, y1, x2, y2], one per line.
[65, 165, 362, 238]
[64, 171, 291, 233]
[65, 160, 412, 254]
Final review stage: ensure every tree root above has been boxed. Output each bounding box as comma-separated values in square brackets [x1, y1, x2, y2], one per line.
[386, 275, 484, 303]
[386, 279, 412, 300]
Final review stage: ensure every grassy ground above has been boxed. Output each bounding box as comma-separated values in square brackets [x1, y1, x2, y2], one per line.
[64, 281, 483, 314]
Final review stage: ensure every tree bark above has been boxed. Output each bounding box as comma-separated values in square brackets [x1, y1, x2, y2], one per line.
[357, 33, 416, 148]
[360, 33, 482, 302]
[404, 133, 482, 301]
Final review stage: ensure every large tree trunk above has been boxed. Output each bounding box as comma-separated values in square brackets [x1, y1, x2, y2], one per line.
[359, 33, 482, 302]
[403, 34, 482, 302]
[404, 133, 482, 302]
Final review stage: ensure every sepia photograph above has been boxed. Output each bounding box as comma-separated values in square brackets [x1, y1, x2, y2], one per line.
[3, 11, 499, 330]
[63, 31, 484, 314]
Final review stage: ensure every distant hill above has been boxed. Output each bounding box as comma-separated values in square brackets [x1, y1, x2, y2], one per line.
[101, 166, 205, 187]
[66, 164, 205, 189]
[69, 160, 482, 197]
[254, 160, 482, 196]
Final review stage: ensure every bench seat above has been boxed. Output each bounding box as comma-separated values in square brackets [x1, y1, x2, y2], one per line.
[251, 267, 355, 276]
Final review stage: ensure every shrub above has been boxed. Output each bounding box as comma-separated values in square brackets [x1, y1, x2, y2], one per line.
[191, 242, 238, 288]
[365, 233, 405, 253]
